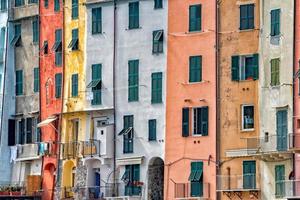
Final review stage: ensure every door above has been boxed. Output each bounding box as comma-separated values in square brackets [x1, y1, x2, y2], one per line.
[95, 171, 100, 198]
[277, 110, 287, 151]
[243, 161, 256, 189]
[275, 165, 285, 197]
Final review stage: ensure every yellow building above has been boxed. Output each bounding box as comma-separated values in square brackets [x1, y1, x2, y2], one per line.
[60, 0, 87, 198]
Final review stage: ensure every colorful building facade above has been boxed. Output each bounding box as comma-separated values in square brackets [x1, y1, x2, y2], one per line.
[165, 0, 217, 199]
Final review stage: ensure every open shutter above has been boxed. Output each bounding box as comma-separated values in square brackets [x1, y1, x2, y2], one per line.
[231, 56, 240, 81]
[8, 119, 16, 146]
[253, 54, 259, 80]
[201, 107, 208, 136]
[182, 108, 190, 137]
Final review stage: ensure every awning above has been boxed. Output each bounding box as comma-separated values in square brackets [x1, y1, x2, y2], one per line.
[188, 168, 203, 181]
[40, 41, 48, 52]
[87, 79, 101, 88]
[37, 116, 57, 127]
[118, 127, 132, 136]
[154, 30, 163, 41]
[11, 35, 21, 47]
[68, 38, 78, 49]
[52, 41, 62, 52]
[116, 156, 144, 166]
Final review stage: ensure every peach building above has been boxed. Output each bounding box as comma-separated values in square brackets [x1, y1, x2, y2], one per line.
[165, 0, 217, 199]
[217, 0, 261, 199]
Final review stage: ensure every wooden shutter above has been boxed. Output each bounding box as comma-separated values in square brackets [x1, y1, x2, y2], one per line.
[34, 68, 39, 92]
[8, 119, 16, 146]
[55, 73, 62, 98]
[148, 119, 156, 141]
[182, 108, 190, 137]
[275, 165, 285, 197]
[253, 54, 259, 80]
[243, 161, 256, 189]
[189, 4, 201, 32]
[128, 60, 139, 102]
[129, 2, 139, 29]
[201, 107, 208, 136]
[190, 162, 203, 197]
[72, 74, 78, 97]
[151, 72, 162, 103]
[231, 56, 240, 81]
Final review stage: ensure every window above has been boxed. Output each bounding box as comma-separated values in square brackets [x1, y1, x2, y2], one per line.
[8, 119, 16, 146]
[271, 9, 280, 36]
[53, 29, 62, 66]
[55, 73, 62, 98]
[243, 161, 256, 189]
[129, 2, 139, 29]
[72, 167, 76, 187]
[44, 0, 48, 8]
[128, 60, 139, 102]
[271, 58, 280, 86]
[189, 56, 202, 82]
[182, 108, 190, 137]
[87, 64, 102, 105]
[18, 119, 25, 144]
[15, 0, 24, 7]
[193, 107, 208, 136]
[123, 165, 141, 196]
[28, 0, 37, 3]
[154, 0, 162, 9]
[0, 27, 5, 60]
[72, 0, 78, 19]
[11, 24, 21, 47]
[16, 70, 23, 96]
[276, 110, 287, 151]
[32, 19, 39, 43]
[231, 54, 259, 81]
[189, 4, 201, 32]
[275, 165, 285, 198]
[26, 118, 33, 144]
[54, 0, 60, 12]
[92, 7, 102, 34]
[148, 119, 156, 141]
[41, 41, 48, 55]
[68, 29, 79, 50]
[71, 74, 78, 97]
[189, 162, 203, 197]
[152, 30, 163, 53]
[151, 72, 162, 104]
[123, 115, 134, 154]
[0, 0, 7, 11]
[240, 4, 254, 30]
[33, 67, 39, 92]
[242, 105, 254, 130]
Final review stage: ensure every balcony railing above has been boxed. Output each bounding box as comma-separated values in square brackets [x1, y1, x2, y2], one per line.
[61, 139, 101, 159]
[16, 143, 40, 160]
[275, 180, 300, 199]
[217, 174, 260, 192]
[61, 141, 79, 159]
[38, 141, 57, 157]
[288, 133, 300, 151]
[174, 182, 210, 199]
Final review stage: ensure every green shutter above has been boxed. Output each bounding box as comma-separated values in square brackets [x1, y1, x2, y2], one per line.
[240, 4, 254, 30]
[72, 74, 78, 97]
[231, 56, 240, 81]
[128, 60, 139, 102]
[275, 165, 285, 197]
[182, 108, 190, 137]
[271, 9, 280, 36]
[189, 4, 201, 32]
[276, 110, 287, 151]
[154, 0, 162, 9]
[16, 70, 23, 96]
[54, 0, 60, 11]
[151, 72, 163, 103]
[201, 107, 208, 136]
[92, 7, 102, 34]
[189, 56, 202, 82]
[243, 161, 256, 189]
[0, 27, 5, 60]
[55, 73, 62, 98]
[91, 64, 102, 105]
[1, 0, 7, 11]
[33, 68, 39, 92]
[32, 19, 38, 43]
[252, 54, 259, 80]
[271, 59, 280, 86]
[44, 0, 48, 8]
[129, 2, 139, 29]
[190, 162, 203, 197]
[148, 119, 156, 141]
[123, 115, 134, 153]
[72, 0, 78, 19]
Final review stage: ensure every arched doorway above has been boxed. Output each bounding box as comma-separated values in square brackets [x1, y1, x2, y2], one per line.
[62, 160, 76, 198]
[43, 163, 56, 200]
[148, 157, 164, 200]
[85, 159, 102, 198]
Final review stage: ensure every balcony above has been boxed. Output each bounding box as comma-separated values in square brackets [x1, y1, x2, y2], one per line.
[217, 175, 260, 199]
[174, 183, 210, 200]
[61, 140, 101, 160]
[38, 142, 57, 157]
[226, 135, 293, 161]
[9, 2, 38, 21]
[274, 180, 300, 199]
[16, 143, 40, 161]
[74, 184, 117, 199]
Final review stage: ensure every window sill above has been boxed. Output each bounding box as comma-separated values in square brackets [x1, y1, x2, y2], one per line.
[152, 51, 164, 55]
[91, 32, 103, 35]
[183, 80, 209, 85]
[154, 7, 163, 10]
[238, 28, 255, 33]
[191, 134, 207, 137]
[187, 30, 203, 34]
[241, 129, 255, 132]
[151, 102, 163, 104]
[126, 27, 142, 31]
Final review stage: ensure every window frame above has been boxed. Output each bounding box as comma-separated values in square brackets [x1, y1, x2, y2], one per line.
[54, 0, 60, 12]
[241, 104, 255, 131]
[33, 67, 39, 93]
[55, 73, 62, 98]
[189, 55, 202, 83]
[16, 70, 23, 96]
[92, 7, 102, 34]
[240, 4, 255, 30]
[128, 60, 139, 102]
[128, 1, 139, 29]
[189, 4, 202, 32]
[152, 30, 164, 54]
[271, 9, 280, 37]
[148, 119, 157, 141]
[270, 58, 280, 86]
[0, 0, 7, 11]
[192, 106, 208, 136]
[154, 0, 162, 9]
[32, 19, 39, 43]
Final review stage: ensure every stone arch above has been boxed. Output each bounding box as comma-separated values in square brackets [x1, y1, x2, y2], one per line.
[43, 162, 56, 200]
[148, 157, 164, 200]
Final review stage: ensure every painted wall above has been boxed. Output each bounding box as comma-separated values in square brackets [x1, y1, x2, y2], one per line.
[114, 0, 167, 198]
[165, 0, 216, 199]
[0, 0, 12, 183]
[39, 0, 64, 199]
[218, 0, 260, 199]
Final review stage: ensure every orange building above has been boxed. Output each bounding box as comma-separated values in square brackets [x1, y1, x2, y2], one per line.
[217, 1, 261, 199]
[39, 0, 64, 199]
[165, 0, 217, 199]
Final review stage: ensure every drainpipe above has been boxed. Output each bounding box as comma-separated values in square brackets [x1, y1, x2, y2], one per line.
[293, 0, 296, 185]
[112, 0, 117, 196]
[216, 1, 221, 200]
[226, 167, 231, 190]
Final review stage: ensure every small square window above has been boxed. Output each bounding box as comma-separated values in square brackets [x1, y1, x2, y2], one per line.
[242, 105, 254, 130]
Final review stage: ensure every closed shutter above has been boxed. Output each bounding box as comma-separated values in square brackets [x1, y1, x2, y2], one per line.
[32, 19, 38, 43]
[231, 56, 240, 81]
[154, 0, 162, 9]
[189, 4, 201, 32]
[72, 0, 78, 19]
[190, 162, 203, 197]
[201, 107, 208, 136]
[271, 9, 280, 36]
[271, 59, 280, 86]
[34, 68, 39, 92]
[16, 70, 23, 95]
[72, 74, 78, 97]
[151, 72, 162, 103]
[275, 165, 285, 197]
[8, 119, 16, 146]
[129, 2, 139, 29]
[0, 27, 5, 60]
[132, 165, 141, 195]
[55, 73, 62, 98]
[277, 110, 287, 151]
[189, 56, 202, 83]
[54, 0, 60, 11]
[128, 60, 139, 102]
[243, 161, 256, 189]
[148, 119, 156, 141]
[253, 54, 259, 80]
[92, 7, 102, 34]
[182, 108, 190, 137]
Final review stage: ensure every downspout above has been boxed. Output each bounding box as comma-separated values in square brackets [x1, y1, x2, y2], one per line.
[112, 0, 117, 196]
[293, 0, 296, 184]
[216, 1, 221, 200]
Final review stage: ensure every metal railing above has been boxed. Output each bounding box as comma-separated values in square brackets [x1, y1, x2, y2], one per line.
[61, 139, 101, 159]
[275, 180, 300, 199]
[174, 182, 210, 199]
[61, 141, 80, 159]
[216, 174, 260, 192]
[16, 143, 40, 159]
[288, 133, 300, 150]
[80, 139, 101, 158]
